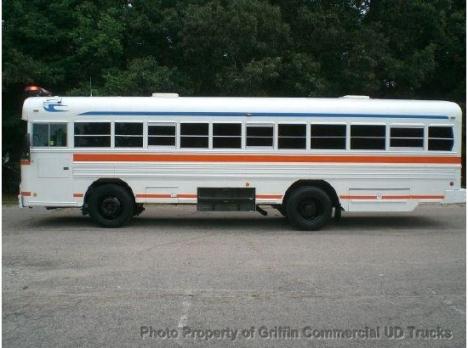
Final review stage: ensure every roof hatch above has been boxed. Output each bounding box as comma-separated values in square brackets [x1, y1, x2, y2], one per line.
[152, 93, 179, 98]
[341, 95, 370, 99]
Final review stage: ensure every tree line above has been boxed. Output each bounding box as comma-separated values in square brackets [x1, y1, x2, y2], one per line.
[3, 0, 465, 192]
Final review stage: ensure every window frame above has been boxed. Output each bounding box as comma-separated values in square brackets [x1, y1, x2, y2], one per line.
[388, 124, 425, 151]
[74, 121, 112, 148]
[277, 123, 307, 151]
[179, 122, 210, 149]
[148, 122, 177, 148]
[309, 122, 347, 151]
[114, 121, 144, 148]
[349, 123, 387, 151]
[212, 122, 243, 150]
[245, 123, 275, 150]
[427, 124, 455, 152]
[31, 121, 68, 148]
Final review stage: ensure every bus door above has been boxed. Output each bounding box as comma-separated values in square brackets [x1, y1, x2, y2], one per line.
[31, 122, 74, 204]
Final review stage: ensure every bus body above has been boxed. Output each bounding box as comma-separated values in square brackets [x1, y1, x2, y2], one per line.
[19, 95, 465, 229]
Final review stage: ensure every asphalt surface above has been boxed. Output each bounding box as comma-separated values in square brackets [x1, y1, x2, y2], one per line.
[2, 203, 466, 347]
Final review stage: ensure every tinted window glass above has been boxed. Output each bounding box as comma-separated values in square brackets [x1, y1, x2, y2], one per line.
[428, 126, 453, 151]
[149, 137, 175, 146]
[180, 123, 208, 148]
[278, 124, 306, 149]
[115, 136, 143, 147]
[351, 125, 385, 137]
[32, 124, 49, 147]
[114, 122, 143, 148]
[391, 128, 423, 138]
[33, 123, 67, 147]
[115, 123, 142, 135]
[149, 125, 175, 136]
[247, 126, 273, 137]
[49, 123, 67, 146]
[181, 123, 208, 135]
[310, 124, 346, 149]
[390, 127, 424, 148]
[311, 137, 346, 149]
[74, 136, 110, 147]
[74, 122, 110, 135]
[246, 125, 273, 147]
[181, 137, 209, 148]
[391, 138, 424, 147]
[351, 138, 386, 149]
[213, 123, 241, 149]
[214, 123, 241, 136]
[278, 124, 306, 137]
[213, 137, 242, 148]
[351, 125, 386, 150]
[279, 138, 306, 149]
[311, 124, 346, 137]
[148, 123, 176, 147]
[429, 127, 453, 138]
[429, 139, 454, 151]
[74, 122, 110, 148]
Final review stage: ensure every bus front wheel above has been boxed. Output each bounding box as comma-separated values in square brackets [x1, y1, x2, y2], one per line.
[286, 186, 332, 231]
[88, 184, 135, 227]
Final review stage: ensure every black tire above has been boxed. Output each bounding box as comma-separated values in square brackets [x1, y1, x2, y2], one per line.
[286, 186, 332, 231]
[88, 184, 135, 227]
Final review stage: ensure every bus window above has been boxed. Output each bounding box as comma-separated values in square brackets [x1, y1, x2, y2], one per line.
[278, 124, 306, 149]
[428, 126, 453, 151]
[32, 124, 49, 147]
[213, 123, 241, 149]
[148, 123, 176, 147]
[310, 124, 346, 149]
[351, 125, 386, 150]
[32, 123, 67, 147]
[390, 127, 424, 149]
[246, 124, 273, 147]
[74, 122, 111, 147]
[180, 123, 209, 148]
[115, 122, 143, 148]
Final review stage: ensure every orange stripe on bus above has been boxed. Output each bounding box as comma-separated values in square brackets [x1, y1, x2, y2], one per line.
[340, 195, 377, 200]
[256, 194, 283, 199]
[73, 193, 84, 198]
[20, 159, 31, 165]
[21, 191, 31, 197]
[73, 153, 461, 164]
[177, 194, 197, 198]
[136, 193, 172, 198]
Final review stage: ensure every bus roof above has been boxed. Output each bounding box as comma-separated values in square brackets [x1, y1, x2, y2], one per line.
[22, 96, 462, 121]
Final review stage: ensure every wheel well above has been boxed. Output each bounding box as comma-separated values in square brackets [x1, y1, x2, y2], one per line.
[282, 180, 340, 208]
[83, 178, 135, 208]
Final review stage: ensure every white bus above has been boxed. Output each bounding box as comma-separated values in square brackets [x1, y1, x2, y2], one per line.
[19, 94, 465, 230]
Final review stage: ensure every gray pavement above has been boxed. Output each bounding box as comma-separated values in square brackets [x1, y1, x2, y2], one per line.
[2, 203, 466, 347]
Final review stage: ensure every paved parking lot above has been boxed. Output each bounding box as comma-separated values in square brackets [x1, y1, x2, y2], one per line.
[2, 203, 466, 347]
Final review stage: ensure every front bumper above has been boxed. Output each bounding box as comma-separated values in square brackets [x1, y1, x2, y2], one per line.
[441, 189, 466, 204]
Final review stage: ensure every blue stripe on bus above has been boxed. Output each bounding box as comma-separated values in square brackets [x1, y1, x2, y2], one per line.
[78, 111, 449, 120]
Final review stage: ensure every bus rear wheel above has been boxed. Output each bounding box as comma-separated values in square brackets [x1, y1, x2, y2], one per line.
[88, 184, 135, 227]
[286, 186, 332, 230]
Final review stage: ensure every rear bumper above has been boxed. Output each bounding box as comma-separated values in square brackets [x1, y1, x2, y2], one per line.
[441, 189, 466, 204]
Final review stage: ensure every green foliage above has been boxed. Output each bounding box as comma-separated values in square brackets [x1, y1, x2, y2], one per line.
[2, 0, 466, 192]
[101, 57, 192, 96]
